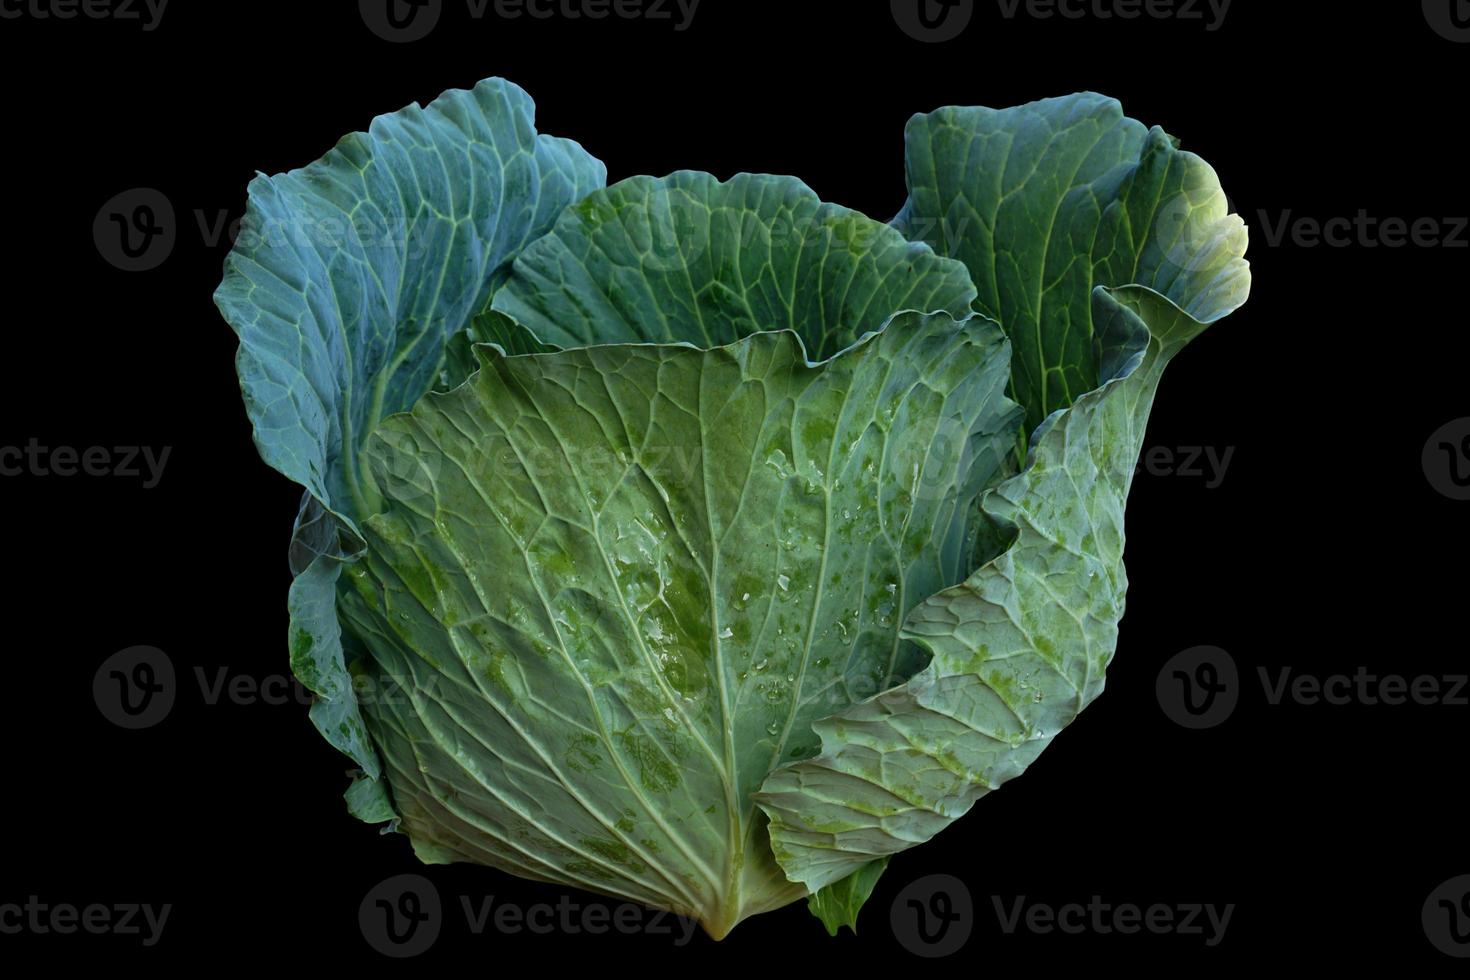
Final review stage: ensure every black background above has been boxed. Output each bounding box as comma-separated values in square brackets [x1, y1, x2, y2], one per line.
[3, 0, 1465, 967]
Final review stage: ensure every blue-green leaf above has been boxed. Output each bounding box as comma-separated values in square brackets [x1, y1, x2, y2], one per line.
[217, 77, 605, 797]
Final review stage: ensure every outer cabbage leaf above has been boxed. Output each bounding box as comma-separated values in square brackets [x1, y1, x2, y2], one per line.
[215, 78, 606, 812]
[337, 306, 1021, 937]
[893, 93, 1246, 431]
[755, 93, 1251, 891]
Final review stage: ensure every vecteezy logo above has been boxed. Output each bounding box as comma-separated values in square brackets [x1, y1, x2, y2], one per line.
[93, 188, 175, 272]
[1156, 645, 1238, 729]
[93, 646, 175, 729]
[1424, 0, 1470, 42]
[1423, 875, 1470, 957]
[891, 874, 973, 957]
[1423, 418, 1470, 500]
[891, 0, 974, 42]
[371, 422, 446, 514]
[1154, 190, 1238, 275]
[360, 0, 443, 42]
[360, 874, 442, 957]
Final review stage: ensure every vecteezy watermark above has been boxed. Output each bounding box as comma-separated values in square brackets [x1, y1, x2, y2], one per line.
[361, 875, 443, 958]
[992, 896, 1235, 946]
[1156, 194, 1470, 256]
[458, 892, 697, 944]
[1424, 875, 1470, 958]
[94, 188, 175, 272]
[159, 194, 970, 284]
[358, 0, 442, 41]
[0, 0, 167, 30]
[95, 188, 254, 272]
[1423, 418, 1470, 500]
[92, 646, 446, 729]
[92, 646, 175, 729]
[1424, 0, 1470, 43]
[1156, 645, 1238, 729]
[1158, 646, 1468, 729]
[0, 897, 171, 947]
[995, 0, 1230, 29]
[1257, 667, 1468, 708]
[359, 0, 700, 43]
[1255, 209, 1469, 249]
[890, 0, 975, 42]
[98, 177, 711, 273]
[359, 874, 699, 956]
[891, 874, 974, 957]
[1135, 445, 1234, 488]
[95, 188, 387, 274]
[0, 439, 170, 488]
[892, 0, 1229, 41]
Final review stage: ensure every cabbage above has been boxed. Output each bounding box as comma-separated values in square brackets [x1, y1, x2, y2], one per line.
[216, 77, 1249, 938]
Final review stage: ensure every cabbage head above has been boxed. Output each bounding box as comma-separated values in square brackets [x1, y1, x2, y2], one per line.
[216, 78, 1250, 938]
